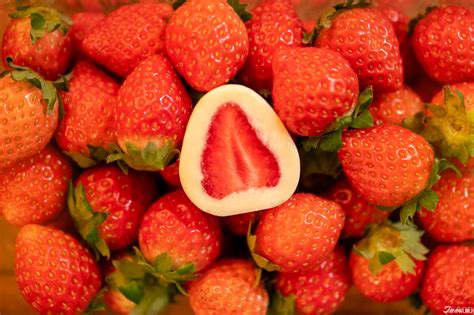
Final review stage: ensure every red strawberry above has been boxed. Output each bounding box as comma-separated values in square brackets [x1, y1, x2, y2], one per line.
[0, 72, 58, 168]
[139, 189, 222, 272]
[2, 6, 72, 80]
[420, 245, 474, 315]
[238, 0, 304, 92]
[350, 222, 427, 302]
[69, 12, 105, 56]
[369, 85, 424, 126]
[188, 259, 268, 315]
[327, 177, 390, 238]
[103, 253, 136, 314]
[253, 193, 345, 273]
[411, 6, 474, 84]
[82, 3, 173, 77]
[69, 165, 157, 256]
[55, 60, 119, 167]
[418, 166, 473, 242]
[272, 47, 359, 137]
[338, 125, 435, 208]
[15, 224, 101, 314]
[275, 246, 350, 315]
[410, 73, 443, 103]
[159, 159, 181, 189]
[0, 146, 72, 226]
[222, 211, 260, 236]
[110, 54, 192, 171]
[315, 7, 403, 93]
[165, 0, 249, 92]
[432, 82, 474, 110]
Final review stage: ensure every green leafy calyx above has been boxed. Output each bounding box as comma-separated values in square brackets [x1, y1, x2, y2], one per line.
[269, 291, 296, 315]
[227, 0, 252, 22]
[247, 219, 280, 272]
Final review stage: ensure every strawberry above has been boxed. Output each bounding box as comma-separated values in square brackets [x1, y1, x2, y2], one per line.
[222, 211, 260, 236]
[68, 165, 157, 257]
[188, 259, 269, 315]
[103, 253, 136, 314]
[0, 145, 72, 226]
[418, 166, 473, 242]
[410, 73, 443, 103]
[139, 189, 222, 272]
[369, 85, 424, 126]
[15, 224, 101, 314]
[82, 3, 173, 77]
[272, 47, 359, 137]
[252, 193, 345, 273]
[274, 246, 350, 315]
[55, 60, 119, 167]
[69, 12, 105, 57]
[420, 245, 474, 315]
[350, 222, 427, 302]
[0, 70, 59, 168]
[314, 5, 403, 93]
[165, 0, 250, 92]
[411, 6, 474, 84]
[338, 125, 435, 208]
[238, 0, 304, 92]
[159, 159, 181, 189]
[327, 176, 390, 238]
[108, 54, 192, 172]
[2, 6, 72, 80]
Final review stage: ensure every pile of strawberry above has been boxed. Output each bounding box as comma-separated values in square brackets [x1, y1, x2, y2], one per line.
[1, 0, 473, 314]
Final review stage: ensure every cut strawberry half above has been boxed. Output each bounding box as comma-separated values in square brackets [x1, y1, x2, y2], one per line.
[180, 85, 300, 216]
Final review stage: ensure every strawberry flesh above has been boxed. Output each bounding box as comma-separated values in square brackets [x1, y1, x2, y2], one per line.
[201, 103, 281, 199]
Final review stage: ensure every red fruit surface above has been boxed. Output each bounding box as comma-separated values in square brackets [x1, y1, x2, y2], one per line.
[69, 12, 105, 56]
[201, 103, 280, 199]
[431, 81, 474, 110]
[418, 167, 474, 242]
[238, 0, 304, 92]
[0, 146, 72, 226]
[55, 60, 119, 158]
[410, 73, 443, 103]
[276, 247, 351, 315]
[420, 245, 474, 314]
[159, 159, 181, 189]
[411, 6, 474, 84]
[338, 125, 435, 207]
[82, 3, 173, 77]
[0, 75, 58, 168]
[316, 8, 403, 93]
[222, 211, 260, 236]
[327, 177, 390, 238]
[139, 190, 222, 271]
[77, 165, 157, 250]
[15, 224, 101, 315]
[273, 47, 359, 137]
[350, 251, 425, 302]
[370, 85, 424, 126]
[103, 253, 135, 314]
[2, 16, 72, 80]
[165, 0, 249, 92]
[189, 259, 268, 315]
[255, 193, 345, 273]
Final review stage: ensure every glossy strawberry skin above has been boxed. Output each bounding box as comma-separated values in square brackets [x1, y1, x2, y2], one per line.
[276, 247, 350, 315]
[350, 251, 424, 302]
[327, 177, 390, 238]
[189, 259, 268, 315]
[2, 18, 73, 80]
[431, 81, 474, 111]
[15, 224, 101, 315]
[0, 146, 72, 226]
[115, 54, 192, 159]
[0, 75, 58, 168]
[255, 193, 345, 273]
[69, 12, 105, 57]
[273, 47, 359, 137]
[55, 61, 119, 158]
[316, 8, 403, 93]
[139, 190, 222, 272]
[165, 0, 249, 92]
[418, 167, 474, 242]
[222, 211, 260, 236]
[77, 165, 157, 251]
[238, 0, 304, 92]
[338, 125, 435, 207]
[159, 159, 181, 189]
[411, 6, 474, 84]
[370, 85, 424, 126]
[421, 245, 474, 314]
[83, 3, 172, 77]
